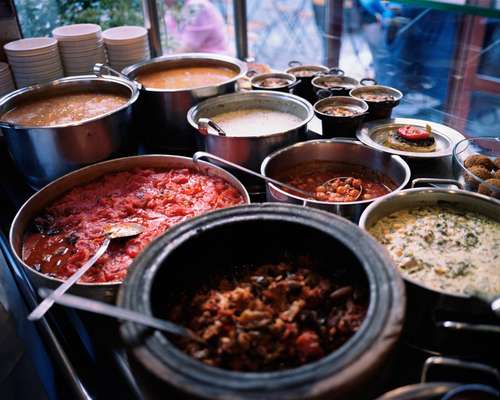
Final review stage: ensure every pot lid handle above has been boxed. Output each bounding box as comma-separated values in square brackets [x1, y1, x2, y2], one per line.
[421, 356, 500, 384]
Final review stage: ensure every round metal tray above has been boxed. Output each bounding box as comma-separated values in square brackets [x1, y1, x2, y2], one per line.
[356, 118, 465, 159]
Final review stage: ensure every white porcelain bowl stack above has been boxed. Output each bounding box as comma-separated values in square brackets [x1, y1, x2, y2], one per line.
[4, 38, 64, 88]
[103, 26, 150, 72]
[53, 23, 107, 76]
[0, 62, 16, 96]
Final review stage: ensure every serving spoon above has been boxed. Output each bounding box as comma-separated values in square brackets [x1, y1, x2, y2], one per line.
[193, 151, 363, 201]
[28, 222, 144, 321]
[37, 288, 204, 343]
[197, 118, 227, 136]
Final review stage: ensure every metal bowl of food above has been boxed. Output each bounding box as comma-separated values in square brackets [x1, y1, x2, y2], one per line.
[311, 70, 376, 98]
[250, 72, 299, 92]
[285, 61, 329, 103]
[10, 155, 250, 303]
[350, 85, 403, 121]
[187, 91, 314, 172]
[123, 53, 247, 154]
[119, 203, 405, 399]
[260, 139, 411, 222]
[452, 136, 500, 199]
[359, 188, 500, 357]
[0, 75, 140, 190]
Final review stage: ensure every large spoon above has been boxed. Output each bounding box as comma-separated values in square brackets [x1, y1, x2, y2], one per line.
[28, 222, 144, 321]
[37, 288, 204, 343]
[197, 118, 227, 136]
[193, 152, 364, 201]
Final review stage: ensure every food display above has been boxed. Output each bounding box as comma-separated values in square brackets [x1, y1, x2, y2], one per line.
[167, 256, 368, 371]
[257, 77, 291, 88]
[463, 153, 500, 198]
[210, 108, 303, 137]
[357, 93, 395, 102]
[382, 124, 436, 153]
[319, 105, 358, 117]
[135, 66, 237, 90]
[279, 161, 394, 202]
[22, 167, 245, 283]
[1, 92, 129, 127]
[368, 205, 500, 296]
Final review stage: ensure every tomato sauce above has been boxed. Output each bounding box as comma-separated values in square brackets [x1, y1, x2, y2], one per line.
[22, 168, 245, 283]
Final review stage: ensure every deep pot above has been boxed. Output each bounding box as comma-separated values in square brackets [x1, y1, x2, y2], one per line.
[123, 53, 247, 155]
[261, 139, 411, 222]
[311, 71, 376, 98]
[0, 75, 139, 190]
[9, 155, 250, 303]
[250, 72, 299, 93]
[350, 85, 403, 121]
[359, 188, 500, 360]
[285, 61, 329, 104]
[118, 203, 405, 400]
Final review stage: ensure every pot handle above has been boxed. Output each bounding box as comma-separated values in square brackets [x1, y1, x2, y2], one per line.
[327, 67, 345, 76]
[0, 120, 15, 129]
[360, 78, 377, 86]
[288, 60, 302, 68]
[317, 89, 333, 99]
[411, 178, 464, 189]
[193, 151, 313, 198]
[288, 79, 301, 90]
[436, 320, 500, 335]
[246, 69, 258, 78]
[421, 356, 500, 384]
[93, 63, 142, 90]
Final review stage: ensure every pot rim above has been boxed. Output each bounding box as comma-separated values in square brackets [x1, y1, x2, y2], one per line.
[313, 96, 369, 119]
[311, 75, 359, 90]
[285, 63, 329, 76]
[358, 187, 500, 299]
[186, 90, 314, 139]
[0, 74, 140, 129]
[9, 154, 250, 289]
[350, 85, 403, 103]
[250, 72, 297, 89]
[260, 138, 411, 205]
[122, 52, 247, 93]
[118, 204, 405, 397]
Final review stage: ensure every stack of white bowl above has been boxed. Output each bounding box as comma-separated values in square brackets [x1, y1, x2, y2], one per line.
[103, 26, 150, 72]
[0, 62, 16, 96]
[53, 23, 106, 76]
[4, 38, 64, 88]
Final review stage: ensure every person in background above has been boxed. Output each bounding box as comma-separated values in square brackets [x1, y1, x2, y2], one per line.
[164, 0, 229, 54]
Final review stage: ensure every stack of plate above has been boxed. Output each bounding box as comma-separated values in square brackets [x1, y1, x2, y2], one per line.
[53, 23, 107, 75]
[103, 26, 150, 71]
[0, 62, 16, 96]
[4, 38, 64, 88]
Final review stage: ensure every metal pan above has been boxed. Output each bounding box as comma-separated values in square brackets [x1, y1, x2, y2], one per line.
[9, 155, 250, 303]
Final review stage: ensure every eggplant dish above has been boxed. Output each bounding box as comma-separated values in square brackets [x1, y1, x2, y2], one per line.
[383, 125, 436, 152]
[168, 256, 368, 371]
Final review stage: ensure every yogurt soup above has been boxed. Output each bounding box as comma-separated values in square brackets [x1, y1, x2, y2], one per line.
[369, 205, 500, 296]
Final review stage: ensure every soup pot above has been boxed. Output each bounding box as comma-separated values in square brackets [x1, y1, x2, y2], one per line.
[285, 61, 329, 104]
[187, 91, 313, 191]
[311, 70, 376, 98]
[0, 75, 139, 190]
[9, 155, 250, 303]
[122, 53, 247, 155]
[118, 203, 405, 400]
[314, 95, 369, 138]
[350, 85, 403, 121]
[260, 139, 411, 222]
[359, 188, 500, 360]
[250, 72, 300, 93]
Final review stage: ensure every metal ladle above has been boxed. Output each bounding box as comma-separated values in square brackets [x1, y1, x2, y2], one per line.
[28, 222, 144, 321]
[37, 288, 204, 343]
[193, 152, 363, 201]
[197, 118, 226, 136]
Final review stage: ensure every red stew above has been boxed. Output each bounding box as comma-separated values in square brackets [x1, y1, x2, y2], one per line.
[169, 256, 368, 371]
[22, 168, 245, 283]
[280, 161, 394, 202]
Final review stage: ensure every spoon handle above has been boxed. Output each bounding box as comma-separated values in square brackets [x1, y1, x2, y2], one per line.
[28, 238, 111, 321]
[38, 288, 203, 343]
[193, 151, 313, 198]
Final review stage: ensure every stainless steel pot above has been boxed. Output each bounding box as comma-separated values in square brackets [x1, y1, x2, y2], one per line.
[122, 53, 247, 155]
[187, 91, 314, 171]
[359, 188, 500, 358]
[260, 139, 411, 221]
[0, 75, 140, 190]
[250, 72, 299, 93]
[9, 155, 250, 303]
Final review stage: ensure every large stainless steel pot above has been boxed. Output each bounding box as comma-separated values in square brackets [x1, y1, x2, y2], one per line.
[0, 75, 140, 190]
[187, 91, 314, 171]
[118, 203, 405, 400]
[9, 155, 250, 303]
[359, 188, 500, 359]
[122, 53, 247, 155]
[260, 139, 411, 222]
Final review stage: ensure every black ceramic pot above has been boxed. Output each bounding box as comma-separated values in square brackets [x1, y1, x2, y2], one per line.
[118, 204, 405, 400]
[350, 85, 403, 121]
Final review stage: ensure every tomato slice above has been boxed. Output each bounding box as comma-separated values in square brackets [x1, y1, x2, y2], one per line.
[397, 125, 430, 141]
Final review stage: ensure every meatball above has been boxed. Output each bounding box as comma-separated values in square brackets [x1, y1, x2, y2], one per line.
[466, 165, 492, 183]
[494, 157, 500, 171]
[495, 169, 500, 180]
[478, 178, 500, 199]
[464, 154, 496, 171]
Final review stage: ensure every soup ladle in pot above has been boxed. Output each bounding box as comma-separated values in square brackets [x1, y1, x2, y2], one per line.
[193, 152, 364, 201]
[37, 288, 204, 343]
[28, 222, 144, 321]
[197, 118, 227, 136]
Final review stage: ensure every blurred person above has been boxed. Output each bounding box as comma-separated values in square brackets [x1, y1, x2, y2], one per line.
[164, 0, 229, 54]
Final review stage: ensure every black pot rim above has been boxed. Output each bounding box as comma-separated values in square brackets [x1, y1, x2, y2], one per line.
[118, 204, 405, 399]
